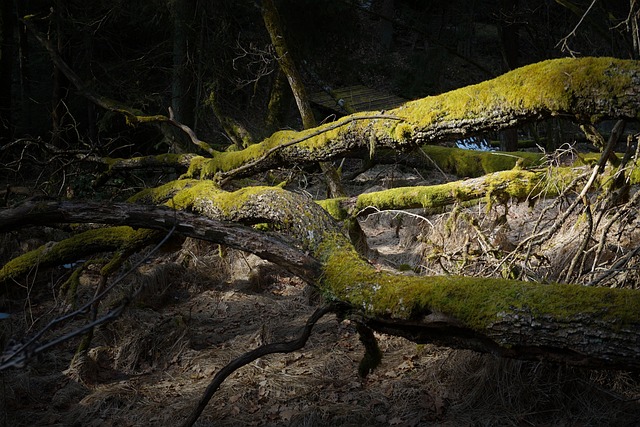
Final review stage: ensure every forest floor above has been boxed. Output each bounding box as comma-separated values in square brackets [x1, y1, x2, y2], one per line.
[2, 160, 640, 426]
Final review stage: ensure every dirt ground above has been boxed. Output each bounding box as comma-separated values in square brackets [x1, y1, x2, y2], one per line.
[2, 162, 640, 426]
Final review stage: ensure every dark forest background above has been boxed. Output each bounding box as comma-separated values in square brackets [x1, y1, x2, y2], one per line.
[1, 1, 637, 170]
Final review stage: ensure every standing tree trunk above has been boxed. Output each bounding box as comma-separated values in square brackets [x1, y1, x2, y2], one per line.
[171, 0, 197, 128]
[13, 0, 31, 136]
[51, 1, 70, 146]
[261, 0, 316, 130]
[0, 0, 15, 142]
[376, 0, 395, 50]
[262, 0, 345, 197]
[265, 67, 292, 134]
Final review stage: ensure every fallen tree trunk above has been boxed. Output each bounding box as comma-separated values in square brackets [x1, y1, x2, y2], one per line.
[317, 165, 596, 220]
[27, 45, 639, 186]
[181, 57, 640, 180]
[0, 200, 321, 284]
[321, 235, 640, 370]
[1, 192, 640, 371]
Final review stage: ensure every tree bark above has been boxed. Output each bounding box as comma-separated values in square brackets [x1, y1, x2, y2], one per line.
[261, 0, 316, 130]
[51, 1, 70, 146]
[261, 0, 345, 197]
[498, 0, 520, 152]
[265, 67, 293, 134]
[206, 89, 254, 149]
[181, 57, 640, 180]
[0, 200, 322, 284]
[171, 0, 197, 128]
[2, 191, 640, 371]
[26, 34, 640, 186]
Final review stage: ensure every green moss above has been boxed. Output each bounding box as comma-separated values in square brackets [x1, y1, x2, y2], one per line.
[355, 169, 544, 212]
[316, 198, 349, 220]
[392, 122, 414, 141]
[130, 178, 271, 214]
[355, 182, 462, 211]
[316, 232, 640, 329]
[156, 58, 638, 181]
[134, 178, 264, 215]
[422, 145, 544, 177]
[0, 227, 158, 286]
[0, 245, 47, 284]
[629, 159, 640, 184]
[182, 128, 328, 179]
[128, 179, 201, 205]
[167, 180, 222, 210]
[103, 153, 189, 171]
[198, 184, 277, 215]
[298, 126, 344, 150]
[60, 266, 83, 303]
[397, 263, 413, 272]
[483, 170, 542, 206]
[396, 57, 635, 128]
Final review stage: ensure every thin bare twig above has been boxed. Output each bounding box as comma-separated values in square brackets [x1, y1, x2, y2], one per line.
[0, 225, 175, 370]
[586, 245, 640, 287]
[564, 198, 593, 282]
[555, 0, 598, 56]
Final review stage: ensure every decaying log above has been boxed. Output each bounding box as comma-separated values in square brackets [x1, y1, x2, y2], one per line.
[182, 57, 640, 180]
[29, 47, 639, 184]
[1, 191, 640, 371]
[0, 200, 322, 284]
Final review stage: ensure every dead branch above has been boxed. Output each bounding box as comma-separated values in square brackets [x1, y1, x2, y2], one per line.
[180, 304, 339, 427]
[217, 114, 402, 185]
[2, 194, 640, 371]
[0, 226, 175, 370]
[0, 200, 322, 284]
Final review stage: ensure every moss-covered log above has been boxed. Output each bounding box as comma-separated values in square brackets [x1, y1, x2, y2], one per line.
[0, 226, 161, 289]
[419, 145, 544, 177]
[181, 57, 640, 180]
[3, 187, 640, 370]
[132, 182, 640, 370]
[0, 201, 322, 285]
[317, 165, 590, 220]
[31, 52, 638, 184]
[353, 168, 546, 213]
[318, 233, 640, 370]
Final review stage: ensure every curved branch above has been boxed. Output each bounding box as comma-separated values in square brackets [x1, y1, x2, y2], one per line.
[0, 200, 322, 284]
[217, 114, 402, 185]
[0, 226, 176, 370]
[2, 187, 640, 370]
[180, 304, 339, 427]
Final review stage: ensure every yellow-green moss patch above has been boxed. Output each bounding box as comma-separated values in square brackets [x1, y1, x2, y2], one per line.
[354, 169, 544, 212]
[316, 233, 640, 329]
[422, 145, 544, 177]
[316, 198, 349, 220]
[396, 57, 636, 128]
[0, 227, 158, 286]
[128, 179, 202, 206]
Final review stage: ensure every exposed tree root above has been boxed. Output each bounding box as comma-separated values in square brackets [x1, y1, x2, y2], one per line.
[180, 303, 340, 427]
